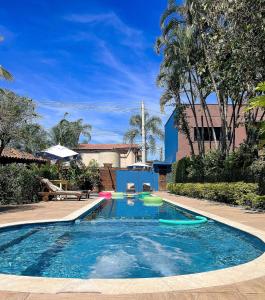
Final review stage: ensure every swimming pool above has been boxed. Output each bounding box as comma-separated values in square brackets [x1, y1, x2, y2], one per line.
[0, 197, 264, 279]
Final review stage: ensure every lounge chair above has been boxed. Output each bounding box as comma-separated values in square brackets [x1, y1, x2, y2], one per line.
[126, 183, 136, 194]
[39, 178, 90, 201]
[143, 183, 152, 192]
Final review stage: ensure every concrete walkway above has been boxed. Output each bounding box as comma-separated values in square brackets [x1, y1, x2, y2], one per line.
[0, 194, 264, 299]
[0, 200, 92, 225]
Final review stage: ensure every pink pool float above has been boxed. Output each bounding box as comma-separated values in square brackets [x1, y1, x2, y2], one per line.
[98, 191, 112, 199]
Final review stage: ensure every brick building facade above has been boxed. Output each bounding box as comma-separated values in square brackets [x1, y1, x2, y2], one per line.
[165, 105, 247, 162]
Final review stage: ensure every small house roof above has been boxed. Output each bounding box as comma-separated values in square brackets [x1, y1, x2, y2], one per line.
[0, 148, 47, 163]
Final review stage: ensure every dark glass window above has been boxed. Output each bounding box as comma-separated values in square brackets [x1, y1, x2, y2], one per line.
[194, 127, 222, 141]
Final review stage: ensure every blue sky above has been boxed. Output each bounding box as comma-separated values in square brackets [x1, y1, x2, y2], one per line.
[0, 0, 172, 158]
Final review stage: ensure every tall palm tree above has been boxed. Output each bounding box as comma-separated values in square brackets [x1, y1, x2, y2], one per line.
[155, 0, 218, 156]
[51, 113, 92, 148]
[124, 111, 164, 160]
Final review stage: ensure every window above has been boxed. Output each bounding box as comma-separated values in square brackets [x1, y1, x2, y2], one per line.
[194, 127, 222, 141]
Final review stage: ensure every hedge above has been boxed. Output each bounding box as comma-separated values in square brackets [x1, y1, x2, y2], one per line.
[0, 164, 41, 205]
[167, 182, 265, 210]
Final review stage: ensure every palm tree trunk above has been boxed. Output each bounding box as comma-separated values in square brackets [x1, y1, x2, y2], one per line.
[172, 89, 195, 156]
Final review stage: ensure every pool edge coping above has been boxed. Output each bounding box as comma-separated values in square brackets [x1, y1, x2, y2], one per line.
[0, 196, 263, 295]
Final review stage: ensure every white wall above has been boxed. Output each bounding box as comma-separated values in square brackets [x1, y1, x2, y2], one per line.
[78, 149, 138, 168]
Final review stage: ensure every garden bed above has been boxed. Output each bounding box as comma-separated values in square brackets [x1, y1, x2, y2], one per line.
[167, 182, 265, 210]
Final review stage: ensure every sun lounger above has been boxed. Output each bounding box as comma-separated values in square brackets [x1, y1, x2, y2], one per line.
[39, 178, 90, 201]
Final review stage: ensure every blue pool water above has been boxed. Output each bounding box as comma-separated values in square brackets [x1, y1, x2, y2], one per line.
[0, 197, 264, 279]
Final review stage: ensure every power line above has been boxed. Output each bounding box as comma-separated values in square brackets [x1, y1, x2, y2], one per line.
[36, 100, 165, 115]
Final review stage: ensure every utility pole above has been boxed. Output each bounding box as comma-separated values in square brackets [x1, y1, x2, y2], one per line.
[141, 100, 146, 164]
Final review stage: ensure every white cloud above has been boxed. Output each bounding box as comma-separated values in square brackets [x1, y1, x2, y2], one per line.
[64, 12, 145, 49]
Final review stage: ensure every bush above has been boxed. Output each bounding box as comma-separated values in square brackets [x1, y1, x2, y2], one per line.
[176, 146, 260, 184]
[187, 155, 204, 182]
[175, 157, 190, 183]
[249, 158, 265, 194]
[31, 163, 59, 180]
[32, 159, 100, 190]
[252, 195, 265, 210]
[0, 163, 41, 205]
[167, 182, 260, 208]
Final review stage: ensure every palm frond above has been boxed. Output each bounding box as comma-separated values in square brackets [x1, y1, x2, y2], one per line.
[160, 6, 179, 28]
[154, 37, 165, 54]
[147, 135, 157, 154]
[163, 19, 180, 39]
[146, 116, 163, 127]
[160, 90, 174, 112]
[129, 114, 141, 127]
[255, 82, 265, 92]
[123, 129, 140, 144]
[0, 65, 13, 80]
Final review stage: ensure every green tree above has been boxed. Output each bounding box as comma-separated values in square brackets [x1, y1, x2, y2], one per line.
[246, 82, 265, 134]
[156, 0, 217, 157]
[51, 113, 92, 148]
[11, 123, 51, 154]
[0, 89, 37, 155]
[123, 111, 164, 160]
[190, 0, 265, 152]
[156, 0, 265, 157]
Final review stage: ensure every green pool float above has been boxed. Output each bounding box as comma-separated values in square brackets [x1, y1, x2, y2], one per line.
[138, 192, 151, 199]
[139, 192, 151, 195]
[111, 192, 124, 199]
[143, 202, 163, 207]
[143, 196, 163, 203]
[159, 216, 208, 225]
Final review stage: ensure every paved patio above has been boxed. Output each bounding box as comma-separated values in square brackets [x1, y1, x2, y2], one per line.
[0, 193, 264, 299]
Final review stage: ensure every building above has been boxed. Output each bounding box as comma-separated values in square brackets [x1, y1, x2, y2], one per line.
[0, 148, 47, 164]
[164, 105, 247, 162]
[73, 144, 141, 168]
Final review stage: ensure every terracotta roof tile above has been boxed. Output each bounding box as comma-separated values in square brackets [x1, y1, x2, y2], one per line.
[0, 148, 47, 162]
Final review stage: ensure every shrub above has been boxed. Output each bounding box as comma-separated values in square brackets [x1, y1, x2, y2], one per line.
[203, 150, 225, 182]
[167, 182, 259, 207]
[249, 158, 265, 194]
[32, 160, 100, 190]
[0, 163, 41, 205]
[31, 163, 59, 180]
[187, 155, 204, 182]
[175, 157, 190, 183]
[252, 195, 265, 210]
[174, 146, 260, 184]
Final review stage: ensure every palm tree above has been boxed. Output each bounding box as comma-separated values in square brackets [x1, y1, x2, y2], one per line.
[51, 113, 92, 148]
[124, 111, 164, 160]
[0, 36, 13, 80]
[155, 0, 219, 156]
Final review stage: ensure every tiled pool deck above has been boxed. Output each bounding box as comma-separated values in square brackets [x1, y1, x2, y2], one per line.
[0, 193, 264, 299]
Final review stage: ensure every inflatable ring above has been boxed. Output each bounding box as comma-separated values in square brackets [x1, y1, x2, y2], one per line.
[126, 194, 137, 198]
[139, 192, 151, 196]
[98, 191, 112, 199]
[143, 202, 163, 207]
[111, 192, 124, 199]
[143, 196, 163, 203]
[138, 192, 151, 199]
[159, 216, 208, 225]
